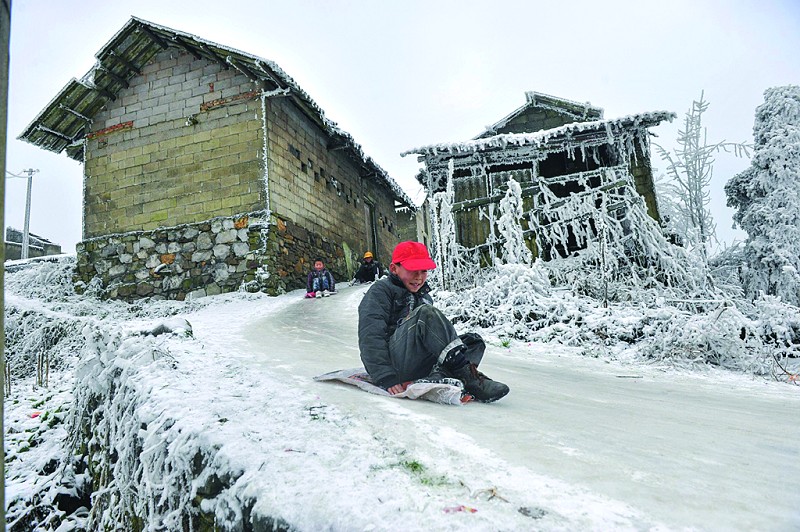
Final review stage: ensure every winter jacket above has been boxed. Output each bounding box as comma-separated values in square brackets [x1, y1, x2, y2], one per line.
[358, 274, 433, 388]
[354, 259, 384, 283]
[306, 268, 335, 293]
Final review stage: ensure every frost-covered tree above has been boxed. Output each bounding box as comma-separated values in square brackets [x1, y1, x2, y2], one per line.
[654, 92, 751, 258]
[496, 178, 532, 266]
[429, 160, 481, 290]
[725, 85, 800, 306]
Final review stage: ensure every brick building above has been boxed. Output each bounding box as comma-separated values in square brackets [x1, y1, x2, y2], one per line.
[404, 91, 674, 262]
[20, 17, 413, 300]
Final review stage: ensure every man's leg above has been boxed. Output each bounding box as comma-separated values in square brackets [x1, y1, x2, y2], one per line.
[459, 332, 485, 366]
[388, 305, 463, 382]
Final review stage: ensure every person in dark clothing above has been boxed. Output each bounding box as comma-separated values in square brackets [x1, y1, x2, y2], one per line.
[357, 241, 509, 402]
[353, 251, 384, 284]
[306, 259, 335, 298]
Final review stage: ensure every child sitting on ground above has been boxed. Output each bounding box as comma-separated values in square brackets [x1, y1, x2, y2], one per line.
[353, 251, 384, 284]
[306, 259, 335, 298]
[357, 241, 509, 402]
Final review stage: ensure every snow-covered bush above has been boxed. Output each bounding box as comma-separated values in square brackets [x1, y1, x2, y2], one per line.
[438, 262, 551, 338]
[68, 325, 205, 530]
[725, 85, 800, 305]
[438, 266, 798, 379]
[3, 257, 209, 383]
[434, 181, 797, 378]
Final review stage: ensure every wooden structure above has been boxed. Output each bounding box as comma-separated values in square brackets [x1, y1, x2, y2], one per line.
[404, 92, 674, 262]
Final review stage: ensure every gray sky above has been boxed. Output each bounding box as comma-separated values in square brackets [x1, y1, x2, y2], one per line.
[5, 0, 799, 253]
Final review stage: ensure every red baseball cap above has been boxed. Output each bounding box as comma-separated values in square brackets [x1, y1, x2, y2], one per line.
[391, 241, 436, 270]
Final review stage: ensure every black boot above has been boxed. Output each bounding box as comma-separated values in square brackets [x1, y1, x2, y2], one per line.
[449, 363, 509, 403]
[415, 363, 463, 388]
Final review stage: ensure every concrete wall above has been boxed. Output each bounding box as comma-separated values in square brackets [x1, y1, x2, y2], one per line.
[79, 48, 404, 299]
[85, 50, 264, 238]
[263, 97, 399, 280]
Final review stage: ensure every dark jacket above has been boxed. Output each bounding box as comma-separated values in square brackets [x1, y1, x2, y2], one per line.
[354, 259, 383, 283]
[306, 268, 335, 293]
[358, 274, 433, 387]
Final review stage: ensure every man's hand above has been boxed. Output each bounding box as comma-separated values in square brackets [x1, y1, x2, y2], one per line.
[387, 382, 412, 395]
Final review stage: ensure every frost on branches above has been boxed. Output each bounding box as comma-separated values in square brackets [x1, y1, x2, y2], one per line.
[725, 85, 800, 306]
[496, 178, 533, 266]
[415, 106, 797, 380]
[653, 92, 751, 259]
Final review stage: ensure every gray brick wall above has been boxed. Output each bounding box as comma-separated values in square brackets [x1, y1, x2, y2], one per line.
[76, 48, 405, 299]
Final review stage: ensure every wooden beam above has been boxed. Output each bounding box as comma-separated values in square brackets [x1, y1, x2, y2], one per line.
[226, 56, 259, 82]
[450, 178, 628, 213]
[172, 36, 203, 60]
[58, 104, 92, 123]
[199, 43, 229, 69]
[452, 185, 540, 212]
[106, 51, 141, 75]
[97, 64, 129, 88]
[327, 140, 348, 151]
[254, 60, 284, 89]
[138, 24, 170, 50]
[36, 125, 74, 143]
[91, 83, 116, 101]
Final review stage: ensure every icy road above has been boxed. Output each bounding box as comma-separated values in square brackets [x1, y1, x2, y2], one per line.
[192, 284, 800, 531]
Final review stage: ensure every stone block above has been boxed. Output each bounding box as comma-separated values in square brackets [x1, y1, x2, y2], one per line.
[213, 244, 230, 259]
[215, 229, 237, 244]
[192, 250, 213, 263]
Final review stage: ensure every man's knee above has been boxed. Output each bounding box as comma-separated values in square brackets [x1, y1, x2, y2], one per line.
[415, 304, 443, 321]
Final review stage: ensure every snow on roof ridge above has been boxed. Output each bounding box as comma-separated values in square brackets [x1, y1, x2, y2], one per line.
[474, 91, 605, 139]
[403, 110, 676, 157]
[524, 91, 602, 113]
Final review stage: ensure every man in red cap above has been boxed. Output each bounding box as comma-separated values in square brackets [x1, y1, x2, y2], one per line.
[358, 241, 509, 402]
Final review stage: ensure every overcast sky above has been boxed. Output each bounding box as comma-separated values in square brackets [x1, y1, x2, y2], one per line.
[5, 0, 799, 253]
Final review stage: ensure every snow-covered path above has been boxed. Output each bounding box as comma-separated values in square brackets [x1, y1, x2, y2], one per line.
[191, 284, 800, 531]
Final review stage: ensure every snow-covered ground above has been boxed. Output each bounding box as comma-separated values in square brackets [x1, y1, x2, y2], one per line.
[4, 257, 800, 531]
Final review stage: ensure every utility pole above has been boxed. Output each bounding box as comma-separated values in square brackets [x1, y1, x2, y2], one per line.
[21, 168, 37, 259]
[1, 1, 13, 527]
[6, 167, 38, 259]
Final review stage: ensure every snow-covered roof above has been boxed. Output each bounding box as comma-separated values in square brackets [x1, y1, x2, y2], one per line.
[18, 17, 414, 208]
[403, 110, 676, 159]
[475, 91, 605, 139]
[5, 227, 56, 246]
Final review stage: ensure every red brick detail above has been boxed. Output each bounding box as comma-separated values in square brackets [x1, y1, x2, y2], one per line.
[87, 121, 134, 140]
[200, 90, 260, 112]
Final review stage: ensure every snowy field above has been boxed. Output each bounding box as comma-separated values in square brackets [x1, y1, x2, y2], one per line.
[4, 256, 800, 531]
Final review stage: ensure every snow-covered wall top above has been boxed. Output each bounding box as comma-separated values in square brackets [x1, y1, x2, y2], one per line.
[404, 111, 675, 159]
